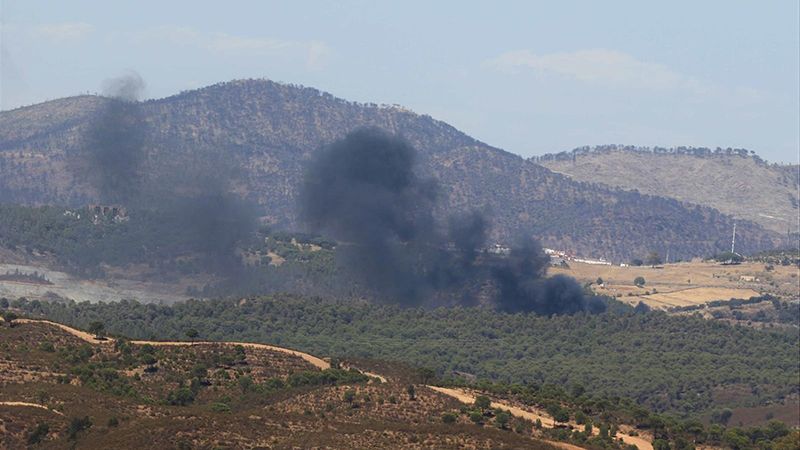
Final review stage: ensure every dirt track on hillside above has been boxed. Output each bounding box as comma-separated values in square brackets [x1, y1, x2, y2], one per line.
[13, 318, 330, 370]
[0, 401, 64, 416]
[8, 318, 652, 449]
[427, 386, 653, 450]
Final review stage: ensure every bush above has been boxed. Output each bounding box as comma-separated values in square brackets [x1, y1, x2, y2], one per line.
[39, 342, 55, 352]
[474, 395, 491, 410]
[67, 416, 92, 440]
[469, 411, 484, 424]
[343, 389, 356, 404]
[27, 422, 49, 444]
[210, 402, 231, 413]
[166, 387, 196, 406]
[634, 276, 646, 287]
[495, 410, 511, 429]
[442, 412, 457, 424]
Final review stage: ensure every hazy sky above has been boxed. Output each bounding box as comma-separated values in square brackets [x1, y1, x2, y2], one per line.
[1, 1, 798, 162]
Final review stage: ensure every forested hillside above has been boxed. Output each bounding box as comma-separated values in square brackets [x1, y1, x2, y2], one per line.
[11, 294, 798, 418]
[0, 80, 779, 261]
[538, 145, 799, 236]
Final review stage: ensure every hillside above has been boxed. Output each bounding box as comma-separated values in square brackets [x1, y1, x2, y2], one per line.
[0, 80, 780, 262]
[11, 294, 798, 419]
[538, 146, 799, 236]
[3, 315, 797, 449]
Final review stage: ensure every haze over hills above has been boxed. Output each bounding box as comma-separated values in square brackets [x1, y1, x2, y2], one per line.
[0, 79, 781, 262]
[538, 145, 800, 236]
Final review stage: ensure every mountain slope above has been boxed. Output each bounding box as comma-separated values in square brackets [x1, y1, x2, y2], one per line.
[538, 146, 799, 236]
[0, 79, 780, 261]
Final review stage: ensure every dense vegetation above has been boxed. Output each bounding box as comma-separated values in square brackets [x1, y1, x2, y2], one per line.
[0, 203, 260, 278]
[455, 380, 799, 450]
[9, 295, 798, 419]
[0, 79, 778, 261]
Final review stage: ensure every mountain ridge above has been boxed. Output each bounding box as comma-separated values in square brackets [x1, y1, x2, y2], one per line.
[538, 145, 799, 236]
[0, 78, 781, 261]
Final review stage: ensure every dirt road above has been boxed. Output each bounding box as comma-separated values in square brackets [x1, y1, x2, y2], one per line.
[427, 386, 653, 450]
[8, 318, 650, 449]
[12, 318, 330, 370]
[0, 401, 64, 416]
[129, 340, 331, 370]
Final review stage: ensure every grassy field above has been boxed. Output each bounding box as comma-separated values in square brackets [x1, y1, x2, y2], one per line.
[550, 259, 799, 309]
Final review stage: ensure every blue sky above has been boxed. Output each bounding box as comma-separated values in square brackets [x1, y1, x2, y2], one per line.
[1, 1, 798, 162]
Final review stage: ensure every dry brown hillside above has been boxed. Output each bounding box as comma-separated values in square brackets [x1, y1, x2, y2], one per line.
[539, 147, 799, 235]
[0, 80, 782, 261]
[0, 319, 558, 449]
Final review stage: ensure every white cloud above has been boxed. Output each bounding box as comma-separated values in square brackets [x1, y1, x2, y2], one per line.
[486, 48, 707, 92]
[206, 33, 294, 53]
[32, 22, 94, 42]
[132, 26, 331, 70]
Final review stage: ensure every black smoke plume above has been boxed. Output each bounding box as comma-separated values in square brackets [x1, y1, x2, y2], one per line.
[74, 73, 256, 273]
[80, 72, 146, 203]
[301, 128, 604, 315]
[300, 128, 441, 302]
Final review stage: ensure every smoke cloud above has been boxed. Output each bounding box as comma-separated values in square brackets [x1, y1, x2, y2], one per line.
[81, 73, 146, 203]
[301, 127, 605, 314]
[74, 72, 256, 272]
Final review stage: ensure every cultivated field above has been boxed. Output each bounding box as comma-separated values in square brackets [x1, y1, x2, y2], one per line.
[550, 259, 799, 309]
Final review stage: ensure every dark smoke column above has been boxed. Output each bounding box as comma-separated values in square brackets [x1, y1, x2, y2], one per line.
[300, 127, 440, 303]
[300, 127, 605, 315]
[78, 73, 147, 204]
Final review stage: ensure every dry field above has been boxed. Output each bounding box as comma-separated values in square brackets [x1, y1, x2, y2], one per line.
[0, 263, 189, 304]
[550, 259, 799, 309]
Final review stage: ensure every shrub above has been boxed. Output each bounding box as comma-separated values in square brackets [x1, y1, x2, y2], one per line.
[474, 395, 491, 410]
[67, 416, 92, 440]
[38, 342, 55, 352]
[495, 410, 511, 429]
[469, 411, 484, 424]
[210, 402, 231, 413]
[166, 387, 196, 406]
[27, 422, 49, 444]
[442, 412, 457, 424]
[343, 389, 356, 404]
[634, 276, 646, 287]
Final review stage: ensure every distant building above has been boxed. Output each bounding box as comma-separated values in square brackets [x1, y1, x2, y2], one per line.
[487, 244, 511, 256]
[88, 204, 129, 224]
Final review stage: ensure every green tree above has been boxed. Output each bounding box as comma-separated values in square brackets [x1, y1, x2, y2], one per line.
[495, 410, 510, 429]
[67, 416, 92, 440]
[2, 311, 18, 327]
[185, 328, 199, 344]
[442, 412, 457, 424]
[634, 276, 646, 287]
[27, 422, 49, 445]
[88, 321, 105, 339]
[553, 409, 570, 424]
[474, 395, 491, 410]
[652, 439, 671, 450]
[469, 411, 484, 424]
[406, 384, 416, 400]
[343, 389, 356, 404]
[646, 251, 663, 267]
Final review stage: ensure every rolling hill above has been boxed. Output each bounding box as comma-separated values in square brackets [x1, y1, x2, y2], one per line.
[538, 145, 799, 236]
[0, 80, 781, 262]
